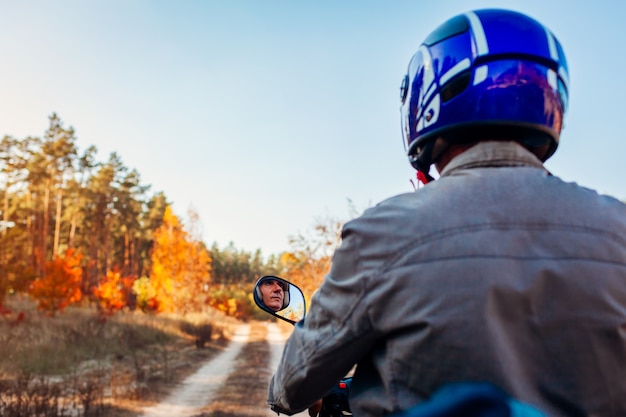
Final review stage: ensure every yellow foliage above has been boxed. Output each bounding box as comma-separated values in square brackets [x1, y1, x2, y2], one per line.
[206, 285, 256, 320]
[149, 206, 212, 313]
[132, 276, 157, 312]
[93, 270, 134, 315]
[227, 298, 238, 316]
[279, 250, 330, 301]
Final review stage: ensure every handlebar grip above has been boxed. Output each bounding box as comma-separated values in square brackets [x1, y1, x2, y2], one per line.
[320, 377, 352, 417]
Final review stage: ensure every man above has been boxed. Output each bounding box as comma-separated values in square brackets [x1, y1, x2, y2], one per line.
[268, 8, 626, 417]
[258, 277, 286, 312]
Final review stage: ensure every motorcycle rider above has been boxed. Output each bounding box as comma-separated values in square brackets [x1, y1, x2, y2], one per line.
[268, 8, 626, 417]
[257, 276, 288, 312]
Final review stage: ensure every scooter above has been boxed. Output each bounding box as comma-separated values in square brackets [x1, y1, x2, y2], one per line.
[253, 275, 352, 417]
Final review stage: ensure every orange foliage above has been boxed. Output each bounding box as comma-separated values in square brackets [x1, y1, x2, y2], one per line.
[150, 206, 211, 313]
[29, 248, 83, 314]
[93, 270, 135, 316]
[279, 215, 343, 301]
[206, 286, 254, 320]
[279, 251, 330, 300]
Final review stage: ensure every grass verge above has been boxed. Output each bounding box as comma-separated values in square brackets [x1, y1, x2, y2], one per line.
[0, 295, 239, 416]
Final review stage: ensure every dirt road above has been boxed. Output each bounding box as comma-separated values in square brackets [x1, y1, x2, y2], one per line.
[266, 323, 308, 417]
[139, 322, 308, 417]
[140, 324, 251, 417]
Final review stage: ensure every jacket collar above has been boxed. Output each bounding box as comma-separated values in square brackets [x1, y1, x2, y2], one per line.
[440, 141, 546, 178]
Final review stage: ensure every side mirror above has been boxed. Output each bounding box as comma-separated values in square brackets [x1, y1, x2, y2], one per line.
[253, 275, 306, 325]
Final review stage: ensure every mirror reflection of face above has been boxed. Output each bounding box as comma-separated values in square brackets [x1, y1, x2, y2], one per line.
[260, 279, 284, 311]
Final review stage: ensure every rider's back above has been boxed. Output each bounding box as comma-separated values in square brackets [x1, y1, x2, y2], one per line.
[338, 141, 626, 416]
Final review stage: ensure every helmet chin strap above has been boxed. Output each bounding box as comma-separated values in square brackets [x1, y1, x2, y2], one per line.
[416, 170, 432, 185]
[409, 156, 434, 184]
[409, 138, 449, 185]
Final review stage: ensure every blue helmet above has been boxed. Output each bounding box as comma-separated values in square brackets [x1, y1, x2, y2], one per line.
[400, 9, 569, 177]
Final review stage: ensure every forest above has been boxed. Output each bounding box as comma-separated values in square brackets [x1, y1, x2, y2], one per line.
[0, 113, 344, 320]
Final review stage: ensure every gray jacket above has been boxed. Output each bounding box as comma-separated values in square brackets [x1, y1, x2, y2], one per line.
[269, 141, 626, 417]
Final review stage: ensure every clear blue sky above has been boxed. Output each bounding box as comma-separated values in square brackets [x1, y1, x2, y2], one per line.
[1, 1, 624, 256]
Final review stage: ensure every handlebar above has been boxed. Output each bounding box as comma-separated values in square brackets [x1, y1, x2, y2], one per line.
[320, 377, 352, 417]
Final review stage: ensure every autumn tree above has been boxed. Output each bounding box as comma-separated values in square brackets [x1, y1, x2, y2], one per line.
[205, 285, 256, 320]
[29, 248, 83, 314]
[278, 201, 367, 300]
[149, 206, 211, 313]
[279, 215, 344, 298]
[132, 276, 157, 312]
[137, 192, 169, 277]
[0, 135, 35, 302]
[0, 114, 171, 306]
[92, 269, 135, 316]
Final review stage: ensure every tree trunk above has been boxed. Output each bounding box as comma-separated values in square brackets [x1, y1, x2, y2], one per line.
[2, 186, 7, 238]
[124, 231, 130, 275]
[68, 212, 76, 248]
[26, 191, 36, 271]
[53, 188, 62, 256]
[1, 185, 7, 272]
[41, 184, 50, 276]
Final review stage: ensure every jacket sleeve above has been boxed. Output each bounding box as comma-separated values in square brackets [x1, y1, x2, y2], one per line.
[268, 219, 381, 413]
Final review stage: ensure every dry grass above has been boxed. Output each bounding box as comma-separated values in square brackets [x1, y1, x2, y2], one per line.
[0, 295, 240, 417]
